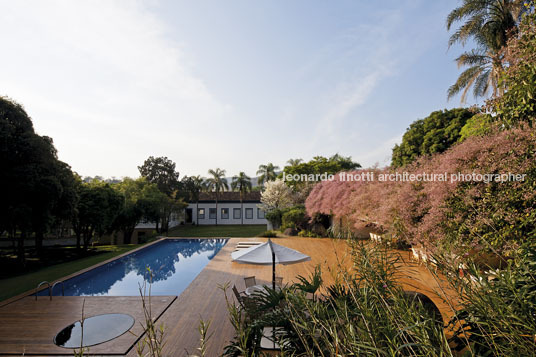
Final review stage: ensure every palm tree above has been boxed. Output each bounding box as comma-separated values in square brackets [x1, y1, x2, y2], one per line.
[446, 0, 524, 102]
[206, 168, 228, 225]
[287, 158, 303, 166]
[185, 175, 205, 225]
[231, 172, 252, 225]
[256, 163, 280, 186]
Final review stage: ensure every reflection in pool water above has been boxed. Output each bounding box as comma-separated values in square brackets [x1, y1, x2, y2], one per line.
[54, 313, 134, 348]
[42, 239, 227, 296]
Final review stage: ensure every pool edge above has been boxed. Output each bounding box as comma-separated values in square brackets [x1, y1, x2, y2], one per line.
[0, 237, 168, 307]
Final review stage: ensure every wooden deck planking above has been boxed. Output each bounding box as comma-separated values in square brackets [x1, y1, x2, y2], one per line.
[0, 296, 176, 355]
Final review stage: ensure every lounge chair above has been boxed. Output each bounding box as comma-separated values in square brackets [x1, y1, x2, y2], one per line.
[274, 276, 283, 287]
[232, 285, 247, 307]
[244, 276, 257, 288]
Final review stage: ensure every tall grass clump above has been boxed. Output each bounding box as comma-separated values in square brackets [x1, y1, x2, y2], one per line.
[444, 243, 536, 356]
[135, 268, 166, 357]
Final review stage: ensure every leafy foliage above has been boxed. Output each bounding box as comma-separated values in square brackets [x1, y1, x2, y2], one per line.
[446, 0, 524, 101]
[458, 113, 495, 141]
[492, 7, 536, 126]
[257, 230, 278, 238]
[138, 156, 180, 197]
[282, 154, 361, 189]
[0, 97, 78, 258]
[447, 244, 536, 355]
[281, 205, 308, 230]
[260, 179, 296, 212]
[256, 163, 279, 186]
[72, 179, 124, 250]
[112, 178, 164, 244]
[391, 108, 475, 167]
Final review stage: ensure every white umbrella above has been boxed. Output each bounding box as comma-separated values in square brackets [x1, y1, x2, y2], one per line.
[231, 239, 311, 289]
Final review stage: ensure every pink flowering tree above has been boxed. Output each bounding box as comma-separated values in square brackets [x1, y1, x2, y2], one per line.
[306, 126, 536, 259]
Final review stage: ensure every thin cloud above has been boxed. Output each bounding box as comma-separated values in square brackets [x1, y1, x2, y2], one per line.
[0, 0, 229, 177]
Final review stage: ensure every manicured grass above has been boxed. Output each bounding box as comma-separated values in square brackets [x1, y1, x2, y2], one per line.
[0, 244, 140, 302]
[167, 224, 267, 238]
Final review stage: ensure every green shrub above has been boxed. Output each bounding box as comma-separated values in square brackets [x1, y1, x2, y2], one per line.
[265, 209, 283, 229]
[281, 205, 308, 230]
[257, 230, 278, 238]
[391, 108, 474, 167]
[297, 230, 320, 238]
[447, 243, 536, 356]
[458, 113, 494, 141]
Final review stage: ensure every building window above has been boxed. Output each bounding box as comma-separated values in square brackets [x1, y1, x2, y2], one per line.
[245, 208, 253, 219]
[209, 208, 216, 219]
[233, 208, 241, 219]
[257, 208, 265, 219]
[221, 208, 229, 219]
[198, 208, 205, 219]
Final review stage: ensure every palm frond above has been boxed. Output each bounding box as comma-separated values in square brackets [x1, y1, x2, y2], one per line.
[448, 65, 483, 101]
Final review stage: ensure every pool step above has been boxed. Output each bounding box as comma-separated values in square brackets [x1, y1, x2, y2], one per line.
[234, 242, 263, 251]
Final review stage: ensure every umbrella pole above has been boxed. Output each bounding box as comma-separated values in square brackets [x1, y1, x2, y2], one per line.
[272, 251, 276, 290]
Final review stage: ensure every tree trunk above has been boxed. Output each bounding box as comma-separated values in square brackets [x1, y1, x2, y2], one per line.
[35, 229, 44, 255]
[196, 201, 199, 225]
[241, 194, 244, 225]
[18, 230, 26, 265]
[123, 227, 134, 244]
[215, 195, 218, 226]
[76, 230, 81, 251]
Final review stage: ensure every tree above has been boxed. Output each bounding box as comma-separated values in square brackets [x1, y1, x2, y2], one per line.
[260, 179, 296, 212]
[446, 0, 525, 101]
[138, 156, 180, 196]
[282, 154, 361, 192]
[458, 113, 495, 141]
[73, 179, 123, 251]
[256, 163, 280, 185]
[391, 108, 475, 167]
[138, 156, 185, 232]
[287, 158, 303, 166]
[205, 168, 228, 225]
[181, 175, 206, 225]
[112, 177, 164, 244]
[231, 172, 252, 225]
[0, 97, 78, 261]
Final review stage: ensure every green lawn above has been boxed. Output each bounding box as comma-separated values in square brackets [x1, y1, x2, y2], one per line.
[167, 224, 267, 238]
[0, 244, 141, 302]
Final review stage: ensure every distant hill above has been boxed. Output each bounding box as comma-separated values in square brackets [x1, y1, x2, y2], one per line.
[225, 176, 261, 187]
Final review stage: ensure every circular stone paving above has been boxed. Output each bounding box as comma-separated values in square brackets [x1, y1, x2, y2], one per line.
[54, 313, 135, 348]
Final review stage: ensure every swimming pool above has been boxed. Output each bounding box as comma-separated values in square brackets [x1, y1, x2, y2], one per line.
[42, 239, 228, 296]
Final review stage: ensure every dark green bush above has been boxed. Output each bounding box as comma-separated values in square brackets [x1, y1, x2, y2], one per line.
[281, 205, 308, 230]
[257, 230, 278, 238]
[265, 209, 283, 229]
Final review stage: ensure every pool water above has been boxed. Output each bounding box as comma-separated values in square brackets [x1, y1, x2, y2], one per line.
[43, 239, 227, 296]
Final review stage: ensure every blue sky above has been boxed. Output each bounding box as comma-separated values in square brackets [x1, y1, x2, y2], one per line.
[0, 0, 479, 179]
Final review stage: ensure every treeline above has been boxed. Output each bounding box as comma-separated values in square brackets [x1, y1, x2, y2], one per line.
[0, 97, 191, 264]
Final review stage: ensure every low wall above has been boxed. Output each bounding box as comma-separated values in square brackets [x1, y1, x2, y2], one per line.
[0, 238, 77, 248]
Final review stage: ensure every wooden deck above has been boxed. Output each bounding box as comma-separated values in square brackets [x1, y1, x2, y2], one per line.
[0, 237, 457, 356]
[0, 296, 176, 355]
